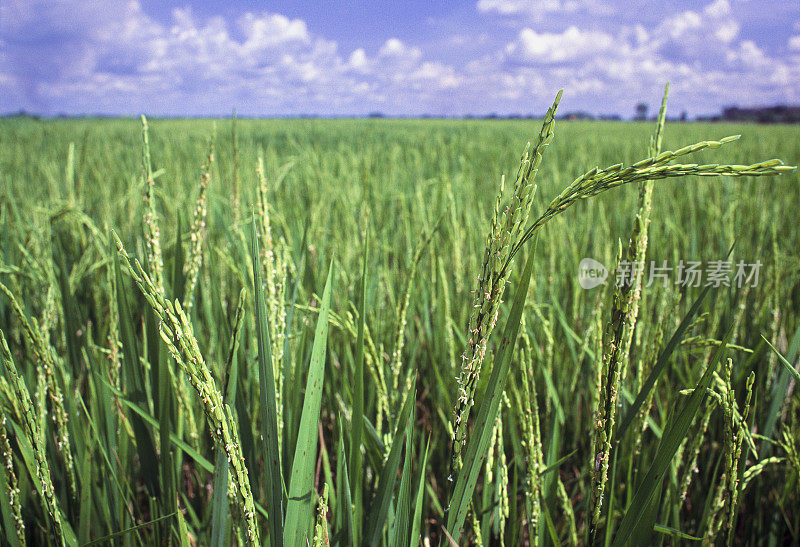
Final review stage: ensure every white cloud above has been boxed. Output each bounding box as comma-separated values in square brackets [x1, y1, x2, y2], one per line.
[652, 0, 740, 64]
[378, 38, 422, 66]
[506, 26, 615, 63]
[0, 0, 797, 117]
[476, 0, 799, 116]
[477, 0, 573, 15]
[0, 0, 468, 115]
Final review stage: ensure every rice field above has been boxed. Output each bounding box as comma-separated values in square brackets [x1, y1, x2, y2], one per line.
[0, 90, 799, 545]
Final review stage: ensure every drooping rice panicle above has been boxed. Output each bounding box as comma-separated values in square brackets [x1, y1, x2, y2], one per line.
[510, 139, 795, 261]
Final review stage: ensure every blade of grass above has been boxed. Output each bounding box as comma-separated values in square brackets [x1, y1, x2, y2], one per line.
[612, 325, 733, 546]
[365, 380, 416, 545]
[762, 335, 800, 383]
[350, 226, 368, 544]
[210, 441, 230, 547]
[84, 512, 178, 546]
[284, 261, 333, 545]
[114, 254, 159, 498]
[653, 524, 702, 541]
[410, 436, 431, 547]
[391, 406, 415, 547]
[615, 284, 714, 442]
[627, 474, 662, 545]
[335, 419, 354, 547]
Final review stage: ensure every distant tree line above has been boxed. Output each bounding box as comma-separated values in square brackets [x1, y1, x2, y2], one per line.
[3, 104, 800, 123]
[698, 105, 800, 124]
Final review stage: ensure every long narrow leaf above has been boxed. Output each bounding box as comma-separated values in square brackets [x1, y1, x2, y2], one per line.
[615, 284, 713, 441]
[114, 254, 159, 498]
[350, 226, 368, 544]
[612, 326, 733, 546]
[284, 261, 333, 545]
[410, 437, 431, 547]
[365, 382, 416, 545]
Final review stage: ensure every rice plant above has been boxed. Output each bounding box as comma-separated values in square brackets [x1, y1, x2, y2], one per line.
[0, 86, 797, 546]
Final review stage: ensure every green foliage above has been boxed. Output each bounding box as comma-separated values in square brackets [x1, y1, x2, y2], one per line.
[0, 97, 798, 545]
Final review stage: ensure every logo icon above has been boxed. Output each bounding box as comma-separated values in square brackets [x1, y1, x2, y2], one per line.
[578, 258, 608, 289]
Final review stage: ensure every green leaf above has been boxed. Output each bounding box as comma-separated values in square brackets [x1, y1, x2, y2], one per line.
[763, 321, 800, 448]
[410, 437, 431, 547]
[210, 437, 230, 547]
[284, 261, 333, 545]
[540, 449, 578, 477]
[653, 523, 703, 541]
[762, 335, 800, 383]
[350, 226, 368, 544]
[615, 284, 713, 442]
[84, 512, 178, 546]
[612, 325, 733, 547]
[251, 218, 285, 545]
[176, 508, 191, 547]
[365, 381, 416, 546]
[78, 449, 93, 545]
[335, 419, 354, 547]
[444, 244, 537, 544]
[391, 406, 415, 547]
[627, 473, 661, 545]
[114, 253, 159, 498]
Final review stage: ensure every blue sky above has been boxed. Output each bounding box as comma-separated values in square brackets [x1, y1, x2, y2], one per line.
[1, 0, 799, 117]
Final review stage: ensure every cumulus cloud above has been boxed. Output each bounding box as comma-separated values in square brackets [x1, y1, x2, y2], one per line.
[477, 0, 800, 115]
[0, 1, 472, 115]
[477, 0, 578, 15]
[0, 0, 798, 116]
[506, 26, 615, 64]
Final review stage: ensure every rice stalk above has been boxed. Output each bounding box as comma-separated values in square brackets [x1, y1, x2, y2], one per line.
[518, 312, 544, 539]
[140, 115, 165, 297]
[113, 233, 260, 545]
[0, 414, 25, 545]
[0, 331, 66, 545]
[183, 128, 215, 314]
[390, 219, 441, 405]
[590, 85, 669, 534]
[256, 154, 289, 444]
[450, 91, 561, 477]
[0, 283, 77, 500]
[706, 362, 755, 544]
